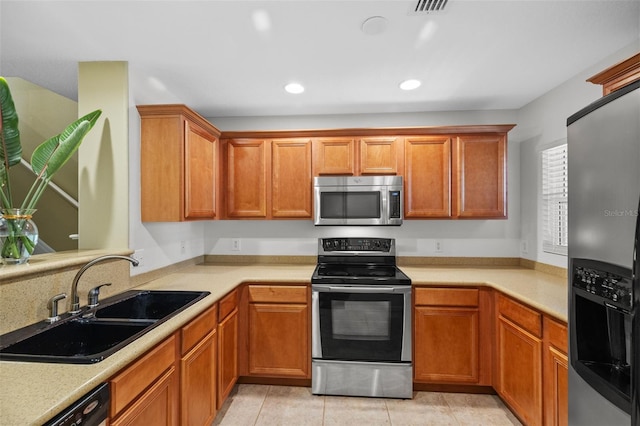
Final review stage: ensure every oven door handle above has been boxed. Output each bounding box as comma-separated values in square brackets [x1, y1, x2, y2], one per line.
[326, 286, 398, 293]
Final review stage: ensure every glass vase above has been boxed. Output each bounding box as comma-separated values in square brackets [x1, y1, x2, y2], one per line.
[0, 208, 39, 265]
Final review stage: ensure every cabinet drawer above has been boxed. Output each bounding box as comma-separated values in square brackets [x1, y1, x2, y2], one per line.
[414, 287, 479, 307]
[111, 334, 177, 417]
[110, 367, 178, 426]
[182, 304, 217, 355]
[248, 285, 308, 304]
[498, 294, 542, 337]
[544, 316, 568, 353]
[218, 289, 238, 321]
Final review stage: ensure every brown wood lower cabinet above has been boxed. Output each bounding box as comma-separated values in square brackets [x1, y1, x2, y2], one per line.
[413, 287, 492, 385]
[110, 335, 179, 426]
[413, 287, 568, 426]
[106, 282, 567, 426]
[217, 289, 239, 407]
[243, 284, 310, 379]
[180, 331, 217, 426]
[543, 316, 568, 426]
[110, 305, 219, 426]
[111, 368, 179, 426]
[180, 305, 218, 426]
[495, 294, 543, 426]
[414, 288, 480, 383]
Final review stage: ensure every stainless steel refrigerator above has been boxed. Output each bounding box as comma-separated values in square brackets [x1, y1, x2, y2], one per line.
[567, 79, 640, 426]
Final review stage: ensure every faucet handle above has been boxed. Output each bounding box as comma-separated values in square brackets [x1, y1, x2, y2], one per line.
[46, 293, 67, 323]
[87, 283, 112, 308]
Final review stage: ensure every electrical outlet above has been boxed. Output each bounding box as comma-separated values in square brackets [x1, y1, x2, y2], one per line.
[232, 239, 241, 251]
[521, 240, 528, 254]
[434, 240, 443, 253]
[133, 249, 145, 267]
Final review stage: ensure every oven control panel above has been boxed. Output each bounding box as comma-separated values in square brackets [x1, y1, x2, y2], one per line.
[321, 238, 392, 253]
[572, 259, 632, 309]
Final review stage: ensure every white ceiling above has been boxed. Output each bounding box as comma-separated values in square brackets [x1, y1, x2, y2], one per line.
[1, 0, 639, 118]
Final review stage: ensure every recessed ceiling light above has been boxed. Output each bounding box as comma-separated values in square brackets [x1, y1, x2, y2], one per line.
[361, 16, 388, 35]
[252, 9, 271, 33]
[284, 82, 305, 94]
[399, 79, 421, 91]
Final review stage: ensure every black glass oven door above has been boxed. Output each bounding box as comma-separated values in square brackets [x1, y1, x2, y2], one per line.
[317, 291, 405, 362]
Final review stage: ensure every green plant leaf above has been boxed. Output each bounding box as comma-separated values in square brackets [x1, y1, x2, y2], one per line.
[0, 77, 22, 170]
[31, 109, 101, 180]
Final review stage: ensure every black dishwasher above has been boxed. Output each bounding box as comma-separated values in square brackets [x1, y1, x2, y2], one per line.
[43, 383, 109, 426]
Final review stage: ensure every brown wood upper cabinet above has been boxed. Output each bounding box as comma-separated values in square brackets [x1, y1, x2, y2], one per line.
[404, 136, 451, 218]
[224, 138, 269, 218]
[360, 136, 401, 175]
[272, 139, 313, 218]
[223, 138, 312, 219]
[312, 136, 400, 176]
[313, 137, 356, 175]
[453, 134, 507, 218]
[587, 52, 640, 96]
[216, 124, 512, 220]
[138, 104, 220, 222]
[404, 133, 507, 218]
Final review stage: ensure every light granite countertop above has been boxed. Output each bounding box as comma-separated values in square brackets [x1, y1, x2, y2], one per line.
[0, 263, 567, 425]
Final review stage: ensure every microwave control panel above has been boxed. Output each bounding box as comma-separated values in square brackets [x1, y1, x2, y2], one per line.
[572, 259, 632, 309]
[389, 191, 402, 219]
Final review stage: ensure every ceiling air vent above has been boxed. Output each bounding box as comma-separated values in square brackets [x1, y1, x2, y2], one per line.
[414, 0, 449, 13]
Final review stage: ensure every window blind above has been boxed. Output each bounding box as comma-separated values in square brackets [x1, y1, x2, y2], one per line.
[542, 144, 568, 255]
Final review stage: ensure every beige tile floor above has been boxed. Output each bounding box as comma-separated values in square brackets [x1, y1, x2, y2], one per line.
[213, 384, 522, 426]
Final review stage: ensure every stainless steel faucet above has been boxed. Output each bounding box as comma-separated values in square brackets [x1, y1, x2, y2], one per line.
[46, 293, 67, 323]
[69, 255, 139, 314]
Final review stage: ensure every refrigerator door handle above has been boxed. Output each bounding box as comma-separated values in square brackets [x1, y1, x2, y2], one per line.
[631, 197, 640, 302]
[632, 195, 640, 426]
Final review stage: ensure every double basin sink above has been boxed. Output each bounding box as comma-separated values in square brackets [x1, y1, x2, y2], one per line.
[0, 290, 210, 364]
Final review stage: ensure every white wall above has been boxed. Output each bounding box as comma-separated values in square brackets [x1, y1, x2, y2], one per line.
[128, 40, 639, 274]
[128, 107, 520, 274]
[517, 40, 640, 268]
[206, 110, 521, 259]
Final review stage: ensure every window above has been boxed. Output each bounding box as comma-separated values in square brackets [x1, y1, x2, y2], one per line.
[542, 144, 568, 255]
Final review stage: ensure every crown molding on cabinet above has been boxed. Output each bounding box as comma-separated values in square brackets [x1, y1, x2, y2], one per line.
[219, 124, 516, 140]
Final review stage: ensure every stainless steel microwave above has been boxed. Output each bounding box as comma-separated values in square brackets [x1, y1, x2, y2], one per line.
[313, 176, 403, 226]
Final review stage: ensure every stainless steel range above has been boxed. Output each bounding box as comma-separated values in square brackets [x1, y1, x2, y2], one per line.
[311, 237, 412, 399]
